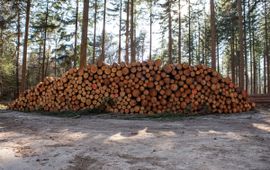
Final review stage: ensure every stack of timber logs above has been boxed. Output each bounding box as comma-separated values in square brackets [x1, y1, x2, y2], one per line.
[9, 60, 255, 114]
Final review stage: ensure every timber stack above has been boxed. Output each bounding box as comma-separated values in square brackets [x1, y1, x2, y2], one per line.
[9, 60, 255, 114]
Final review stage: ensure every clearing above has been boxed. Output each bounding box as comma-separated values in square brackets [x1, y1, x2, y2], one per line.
[0, 109, 270, 170]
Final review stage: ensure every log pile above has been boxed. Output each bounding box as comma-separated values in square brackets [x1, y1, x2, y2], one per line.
[9, 60, 255, 114]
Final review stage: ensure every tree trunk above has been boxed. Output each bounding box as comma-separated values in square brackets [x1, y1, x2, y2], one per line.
[188, 0, 191, 65]
[45, 48, 50, 76]
[41, 0, 49, 81]
[252, 29, 257, 94]
[178, 0, 181, 63]
[243, 0, 248, 91]
[258, 59, 261, 94]
[16, 2, 21, 97]
[118, 0, 122, 63]
[264, 0, 270, 93]
[210, 0, 216, 70]
[248, 0, 253, 94]
[149, 0, 152, 60]
[168, 0, 173, 64]
[237, 0, 244, 90]
[101, 0, 107, 62]
[54, 37, 58, 76]
[0, 28, 2, 59]
[125, 0, 130, 64]
[198, 24, 201, 64]
[130, 0, 136, 63]
[38, 41, 42, 82]
[93, 0, 97, 63]
[264, 50, 267, 93]
[80, 0, 89, 69]
[20, 0, 31, 94]
[74, 0, 79, 67]
[217, 41, 219, 72]
[231, 30, 236, 83]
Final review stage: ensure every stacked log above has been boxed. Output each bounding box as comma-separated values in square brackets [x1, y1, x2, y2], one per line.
[9, 60, 255, 114]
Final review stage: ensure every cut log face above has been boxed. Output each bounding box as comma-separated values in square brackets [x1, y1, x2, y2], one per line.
[9, 60, 255, 114]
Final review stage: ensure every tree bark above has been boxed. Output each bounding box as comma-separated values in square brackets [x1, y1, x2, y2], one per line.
[101, 0, 107, 62]
[168, 0, 173, 64]
[149, 0, 152, 60]
[188, 0, 191, 65]
[252, 28, 257, 94]
[16, 2, 21, 97]
[217, 41, 219, 72]
[118, 0, 122, 63]
[80, 0, 89, 69]
[178, 0, 181, 63]
[264, 0, 270, 93]
[237, 0, 244, 90]
[130, 0, 136, 63]
[243, 0, 248, 91]
[125, 0, 130, 63]
[248, 0, 253, 94]
[197, 23, 201, 64]
[41, 0, 49, 81]
[20, 0, 31, 94]
[231, 30, 236, 83]
[0, 28, 2, 59]
[93, 0, 97, 63]
[210, 0, 216, 70]
[74, 0, 79, 67]
[54, 36, 57, 76]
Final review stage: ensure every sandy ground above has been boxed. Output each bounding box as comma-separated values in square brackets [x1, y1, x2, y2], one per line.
[0, 109, 270, 170]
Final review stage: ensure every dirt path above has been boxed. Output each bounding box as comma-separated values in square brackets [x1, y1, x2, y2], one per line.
[0, 109, 270, 170]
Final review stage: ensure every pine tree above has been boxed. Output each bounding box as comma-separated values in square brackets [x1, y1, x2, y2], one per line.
[21, 0, 31, 93]
[80, 0, 89, 69]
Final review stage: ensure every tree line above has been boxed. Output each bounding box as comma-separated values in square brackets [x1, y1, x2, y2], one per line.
[0, 0, 269, 100]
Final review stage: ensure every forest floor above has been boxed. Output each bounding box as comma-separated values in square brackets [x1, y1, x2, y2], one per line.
[0, 108, 270, 170]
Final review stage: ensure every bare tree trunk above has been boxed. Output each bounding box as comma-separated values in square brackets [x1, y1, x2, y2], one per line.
[16, 2, 21, 97]
[74, 0, 79, 67]
[45, 49, 49, 76]
[54, 36, 57, 76]
[231, 32, 236, 83]
[149, 0, 152, 60]
[264, 51, 267, 93]
[0, 28, 3, 59]
[118, 0, 122, 63]
[210, 0, 216, 70]
[38, 41, 42, 81]
[243, 0, 248, 91]
[130, 0, 136, 63]
[80, 0, 89, 69]
[41, 0, 49, 81]
[125, 0, 130, 64]
[178, 0, 181, 63]
[258, 59, 261, 94]
[264, 0, 270, 93]
[168, 0, 172, 64]
[197, 23, 201, 64]
[217, 41, 220, 72]
[188, 0, 191, 65]
[93, 0, 97, 63]
[237, 0, 245, 90]
[252, 29, 257, 94]
[20, 0, 31, 94]
[248, 0, 253, 94]
[101, 0, 107, 61]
